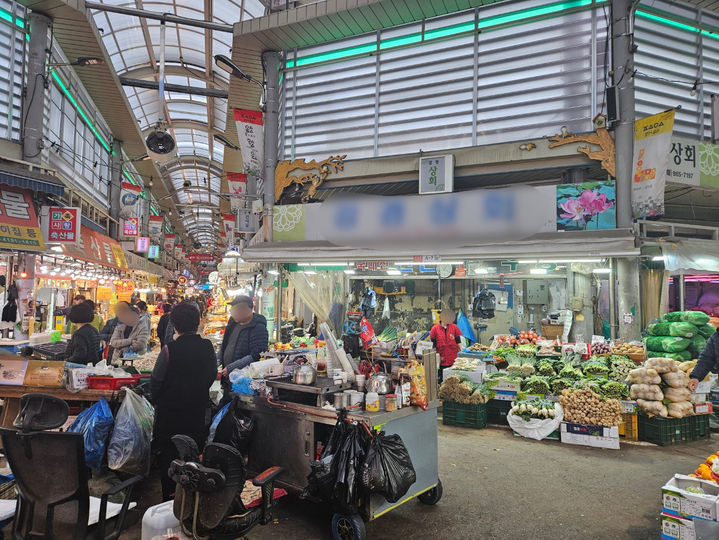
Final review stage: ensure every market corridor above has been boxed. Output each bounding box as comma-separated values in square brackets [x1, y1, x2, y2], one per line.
[121, 423, 716, 540]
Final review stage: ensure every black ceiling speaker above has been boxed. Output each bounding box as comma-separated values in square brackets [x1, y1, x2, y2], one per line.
[145, 129, 176, 154]
[193, 241, 202, 249]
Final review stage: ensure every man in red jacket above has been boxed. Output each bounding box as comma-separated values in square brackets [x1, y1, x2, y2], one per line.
[430, 310, 462, 383]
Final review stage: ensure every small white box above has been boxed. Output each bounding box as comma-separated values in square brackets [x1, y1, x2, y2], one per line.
[443, 368, 483, 385]
[660, 512, 695, 539]
[662, 474, 719, 521]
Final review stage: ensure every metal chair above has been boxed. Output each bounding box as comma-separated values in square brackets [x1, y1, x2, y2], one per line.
[0, 393, 142, 540]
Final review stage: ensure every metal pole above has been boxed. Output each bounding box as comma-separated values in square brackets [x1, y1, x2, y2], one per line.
[109, 139, 123, 239]
[611, 0, 635, 228]
[262, 51, 281, 242]
[84, 1, 233, 32]
[679, 272, 685, 310]
[23, 13, 51, 164]
[608, 258, 617, 339]
[142, 193, 151, 237]
[119, 77, 228, 98]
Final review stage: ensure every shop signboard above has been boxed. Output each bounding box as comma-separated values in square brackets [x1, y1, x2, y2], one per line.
[122, 217, 139, 237]
[227, 172, 257, 210]
[355, 261, 390, 271]
[665, 137, 719, 189]
[0, 186, 45, 251]
[42, 206, 79, 245]
[148, 215, 163, 239]
[222, 214, 235, 237]
[631, 109, 675, 218]
[556, 180, 616, 231]
[148, 245, 159, 259]
[60, 226, 127, 269]
[120, 182, 142, 217]
[135, 236, 149, 253]
[187, 253, 215, 262]
[419, 155, 454, 194]
[164, 234, 175, 252]
[233, 109, 263, 178]
[236, 209, 259, 233]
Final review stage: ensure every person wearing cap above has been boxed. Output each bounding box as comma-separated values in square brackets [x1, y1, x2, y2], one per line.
[110, 305, 149, 363]
[219, 296, 268, 376]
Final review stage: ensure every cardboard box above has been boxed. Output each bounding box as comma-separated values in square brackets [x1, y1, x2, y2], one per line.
[489, 381, 521, 392]
[661, 474, 719, 521]
[560, 431, 620, 449]
[0, 359, 28, 385]
[492, 390, 517, 401]
[660, 512, 695, 539]
[23, 360, 65, 387]
[443, 368, 483, 385]
[694, 402, 714, 415]
[561, 421, 619, 438]
[621, 400, 638, 414]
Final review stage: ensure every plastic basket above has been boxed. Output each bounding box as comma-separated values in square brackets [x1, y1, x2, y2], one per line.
[638, 415, 710, 446]
[86, 376, 137, 391]
[618, 413, 638, 441]
[442, 402, 487, 429]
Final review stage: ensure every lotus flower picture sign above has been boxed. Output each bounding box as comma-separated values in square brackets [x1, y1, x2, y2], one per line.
[556, 180, 616, 231]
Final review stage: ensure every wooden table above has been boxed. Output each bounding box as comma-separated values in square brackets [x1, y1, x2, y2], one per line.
[0, 386, 122, 427]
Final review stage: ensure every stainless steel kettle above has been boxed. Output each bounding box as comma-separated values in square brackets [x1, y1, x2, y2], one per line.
[292, 363, 317, 385]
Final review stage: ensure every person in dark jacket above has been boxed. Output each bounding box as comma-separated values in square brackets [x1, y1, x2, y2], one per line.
[64, 303, 101, 365]
[151, 302, 217, 500]
[156, 303, 171, 348]
[219, 296, 269, 376]
[689, 327, 719, 391]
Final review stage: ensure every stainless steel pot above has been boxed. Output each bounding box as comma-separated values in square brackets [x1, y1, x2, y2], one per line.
[367, 371, 392, 394]
[292, 363, 317, 385]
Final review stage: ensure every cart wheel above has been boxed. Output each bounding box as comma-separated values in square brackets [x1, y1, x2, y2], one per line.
[418, 479, 443, 505]
[331, 512, 366, 540]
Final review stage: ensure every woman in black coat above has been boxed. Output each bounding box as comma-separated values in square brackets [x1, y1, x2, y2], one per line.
[64, 303, 101, 365]
[156, 303, 171, 348]
[150, 302, 217, 500]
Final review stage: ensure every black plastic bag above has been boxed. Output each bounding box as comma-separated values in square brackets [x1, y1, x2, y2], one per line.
[333, 424, 369, 509]
[360, 431, 416, 503]
[304, 416, 348, 501]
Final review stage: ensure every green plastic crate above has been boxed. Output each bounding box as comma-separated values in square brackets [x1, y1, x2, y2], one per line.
[638, 415, 710, 446]
[442, 402, 487, 429]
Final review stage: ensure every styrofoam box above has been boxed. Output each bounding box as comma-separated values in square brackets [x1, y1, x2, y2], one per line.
[662, 474, 719, 521]
[443, 368, 483, 385]
[489, 381, 521, 392]
[560, 431, 620, 449]
[560, 422, 619, 438]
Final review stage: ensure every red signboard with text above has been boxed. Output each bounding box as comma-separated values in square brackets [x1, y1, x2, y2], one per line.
[187, 253, 216, 262]
[44, 206, 79, 244]
[0, 186, 45, 251]
[123, 217, 139, 237]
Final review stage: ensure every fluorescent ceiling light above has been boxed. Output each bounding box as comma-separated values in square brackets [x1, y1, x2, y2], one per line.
[516, 259, 538, 264]
[652, 256, 667, 261]
[344, 269, 356, 274]
[538, 258, 602, 263]
[530, 268, 547, 275]
[50, 246, 63, 252]
[394, 261, 463, 266]
[474, 268, 489, 274]
[386, 270, 402, 276]
[303, 270, 317, 275]
[267, 270, 279, 275]
[593, 268, 612, 274]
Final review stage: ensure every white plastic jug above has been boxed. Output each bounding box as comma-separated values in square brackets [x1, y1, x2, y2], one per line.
[141, 501, 187, 540]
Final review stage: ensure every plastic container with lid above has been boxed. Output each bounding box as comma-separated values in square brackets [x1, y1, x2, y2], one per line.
[365, 391, 380, 412]
[385, 394, 397, 411]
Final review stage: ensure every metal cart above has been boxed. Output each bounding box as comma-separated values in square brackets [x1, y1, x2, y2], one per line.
[235, 394, 441, 540]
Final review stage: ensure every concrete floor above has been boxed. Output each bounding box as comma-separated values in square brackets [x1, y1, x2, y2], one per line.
[124, 422, 717, 540]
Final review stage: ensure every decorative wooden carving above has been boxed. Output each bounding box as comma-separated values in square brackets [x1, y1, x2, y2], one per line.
[275, 155, 347, 203]
[547, 122, 616, 178]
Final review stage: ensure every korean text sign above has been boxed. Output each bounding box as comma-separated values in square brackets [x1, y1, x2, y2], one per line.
[0, 186, 45, 251]
[44, 206, 79, 244]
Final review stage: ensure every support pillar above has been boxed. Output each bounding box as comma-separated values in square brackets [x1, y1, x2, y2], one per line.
[616, 258, 642, 340]
[142, 191, 151, 238]
[22, 13, 51, 163]
[109, 140, 123, 240]
[572, 271, 594, 342]
[275, 265, 283, 342]
[262, 51, 281, 242]
[611, 0, 636, 228]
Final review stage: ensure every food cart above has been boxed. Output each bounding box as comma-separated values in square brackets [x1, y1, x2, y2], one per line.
[235, 385, 441, 539]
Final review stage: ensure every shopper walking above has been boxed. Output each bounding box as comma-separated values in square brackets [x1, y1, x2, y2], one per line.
[151, 302, 217, 500]
[219, 296, 268, 376]
[64, 302, 101, 365]
[689, 326, 719, 391]
[430, 309, 462, 383]
[156, 303, 171, 348]
[110, 305, 149, 362]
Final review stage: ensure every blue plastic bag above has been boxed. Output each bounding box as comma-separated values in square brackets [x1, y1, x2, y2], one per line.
[68, 398, 114, 471]
[231, 376, 254, 395]
[456, 309, 477, 344]
[206, 402, 231, 444]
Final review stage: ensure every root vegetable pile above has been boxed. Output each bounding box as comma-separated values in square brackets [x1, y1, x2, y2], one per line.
[439, 375, 490, 405]
[559, 387, 622, 426]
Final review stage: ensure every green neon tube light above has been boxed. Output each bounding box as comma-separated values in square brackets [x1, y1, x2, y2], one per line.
[636, 9, 719, 40]
[0, 8, 13, 25]
[150, 204, 160, 216]
[50, 70, 111, 153]
[122, 169, 139, 187]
